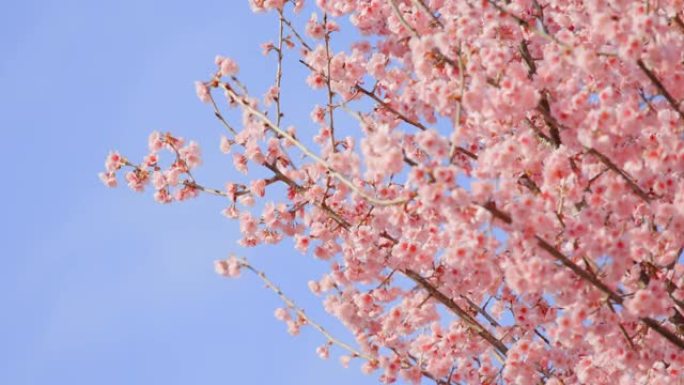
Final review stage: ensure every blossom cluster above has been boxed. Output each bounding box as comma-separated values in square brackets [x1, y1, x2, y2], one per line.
[103, 1, 684, 384]
[100, 131, 202, 203]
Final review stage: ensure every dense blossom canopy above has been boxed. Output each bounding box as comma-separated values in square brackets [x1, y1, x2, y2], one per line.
[102, 1, 684, 384]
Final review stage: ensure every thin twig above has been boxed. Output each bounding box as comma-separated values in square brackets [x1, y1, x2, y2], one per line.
[281, 16, 313, 51]
[586, 148, 651, 203]
[389, 0, 420, 38]
[405, 270, 509, 360]
[323, 12, 337, 152]
[275, 11, 285, 127]
[238, 257, 374, 361]
[208, 93, 238, 135]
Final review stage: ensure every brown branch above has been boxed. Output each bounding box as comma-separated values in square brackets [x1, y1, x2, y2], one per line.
[405, 270, 509, 358]
[323, 12, 337, 152]
[460, 294, 500, 328]
[637, 59, 684, 120]
[389, 0, 420, 38]
[412, 0, 443, 28]
[519, 174, 542, 196]
[640, 317, 684, 350]
[607, 301, 637, 350]
[519, 40, 563, 148]
[355, 85, 427, 131]
[673, 14, 684, 34]
[275, 11, 285, 127]
[482, 201, 512, 224]
[485, 0, 560, 45]
[483, 200, 684, 350]
[185, 181, 230, 198]
[300, 53, 477, 161]
[586, 148, 651, 203]
[356, 85, 478, 160]
[487, 0, 527, 26]
[538, 94, 562, 148]
[519, 40, 537, 77]
[208, 92, 238, 135]
[534, 236, 623, 303]
[199, 75, 520, 360]
[531, 0, 549, 35]
[281, 16, 313, 51]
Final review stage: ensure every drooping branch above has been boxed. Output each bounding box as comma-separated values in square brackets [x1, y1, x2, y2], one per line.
[237, 257, 375, 361]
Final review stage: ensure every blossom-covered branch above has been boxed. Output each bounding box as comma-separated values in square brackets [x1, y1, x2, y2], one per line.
[102, 1, 684, 384]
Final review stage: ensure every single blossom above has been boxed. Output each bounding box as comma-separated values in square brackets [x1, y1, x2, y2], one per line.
[194, 81, 211, 103]
[306, 13, 326, 40]
[98, 172, 117, 187]
[215, 55, 239, 77]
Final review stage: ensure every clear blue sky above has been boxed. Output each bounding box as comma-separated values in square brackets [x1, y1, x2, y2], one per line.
[0, 1, 380, 384]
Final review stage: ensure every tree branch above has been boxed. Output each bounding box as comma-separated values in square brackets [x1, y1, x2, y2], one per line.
[637, 59, 684, 120]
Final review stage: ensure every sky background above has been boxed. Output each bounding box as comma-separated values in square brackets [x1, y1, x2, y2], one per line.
[0, 1, 383, 384]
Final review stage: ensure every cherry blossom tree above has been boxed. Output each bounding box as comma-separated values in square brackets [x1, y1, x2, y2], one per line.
[100, 1, 684, 384]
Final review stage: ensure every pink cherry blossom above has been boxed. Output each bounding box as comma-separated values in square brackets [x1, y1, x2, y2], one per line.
[263, 85, 279, 106]
[214, 256, 241, 278]
[148, 131, 164, 152]
[250, 179, 266, 197]
[306, 72, 325, 89]
[274, 307, 290, 321]
[361, 124, 403, 179]
[104, 151, 124, 172]
[294, 234, 310, 253]
[215, 55, 239, 77]
[221, 205, 239, 219]
[194, 81, 211, 103]
[98, 171, 117, 187]
[151, 171, 167, 190]
[179, 141, 201, 169]
[232, 153, 248, 174]
[174, 184, 198, 201]
[306, 13, 325, 40]
[103, 1, 684, 384]
[124, 169, 148, 192]
[316, 344, 330, 359]
[219, 136, 232, 154]
[153, 188, 172, 204]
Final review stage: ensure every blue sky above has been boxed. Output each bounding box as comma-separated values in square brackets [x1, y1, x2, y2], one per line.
[0, 1, 382, 384]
